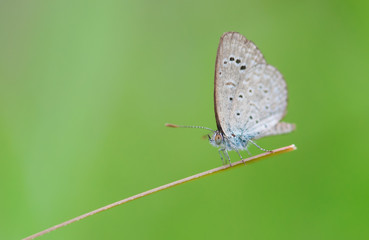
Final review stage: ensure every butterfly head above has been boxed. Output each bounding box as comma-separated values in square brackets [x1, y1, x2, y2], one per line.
[165, 123, 227, 149]
[209, 131, 226, 148]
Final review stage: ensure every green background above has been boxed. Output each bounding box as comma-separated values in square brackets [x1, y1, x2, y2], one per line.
[1, 0, 368, 239]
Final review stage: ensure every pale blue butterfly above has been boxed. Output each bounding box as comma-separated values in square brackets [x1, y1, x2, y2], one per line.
[167, 32, 295, 165]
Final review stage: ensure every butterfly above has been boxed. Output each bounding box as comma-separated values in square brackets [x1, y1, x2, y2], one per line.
[166, 32, 295, 165]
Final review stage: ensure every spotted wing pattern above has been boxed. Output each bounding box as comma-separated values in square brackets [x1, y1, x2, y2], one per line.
[214, 32, 289, 141]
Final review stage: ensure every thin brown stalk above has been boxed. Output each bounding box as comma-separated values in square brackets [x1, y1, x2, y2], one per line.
[23, 144, 296, 240]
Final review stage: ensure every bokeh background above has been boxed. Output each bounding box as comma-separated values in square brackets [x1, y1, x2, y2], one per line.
[1, 0, 369, 239]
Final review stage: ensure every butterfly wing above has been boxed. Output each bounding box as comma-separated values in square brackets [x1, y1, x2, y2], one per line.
[214, 32, 288, 140]
[232, 64, 288, 138]
[254, 122, 295, 140]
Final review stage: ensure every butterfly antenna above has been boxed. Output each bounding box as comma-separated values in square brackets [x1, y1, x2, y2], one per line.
[165, 123, 215, 132]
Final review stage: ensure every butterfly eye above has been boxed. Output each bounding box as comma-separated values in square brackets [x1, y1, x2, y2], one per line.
[214, 134, 222, 145]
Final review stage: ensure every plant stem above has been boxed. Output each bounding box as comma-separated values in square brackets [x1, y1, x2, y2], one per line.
[23, 144, 296, 240]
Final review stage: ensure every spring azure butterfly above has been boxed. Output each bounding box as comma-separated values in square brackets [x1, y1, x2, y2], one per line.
[166, 32, 295, 165]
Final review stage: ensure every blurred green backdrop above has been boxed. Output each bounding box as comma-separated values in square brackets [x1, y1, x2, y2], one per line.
[1, 0, 369, 239]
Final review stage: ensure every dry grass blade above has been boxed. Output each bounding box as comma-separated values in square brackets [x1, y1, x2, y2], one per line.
[23, 144, 296, 240]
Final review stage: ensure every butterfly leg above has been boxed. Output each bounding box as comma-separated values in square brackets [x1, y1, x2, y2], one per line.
[218, 149, 225, 165]
[224, 150, 232, 166]
[249, 140, 272, 152]
[235, 150, 245, 165]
